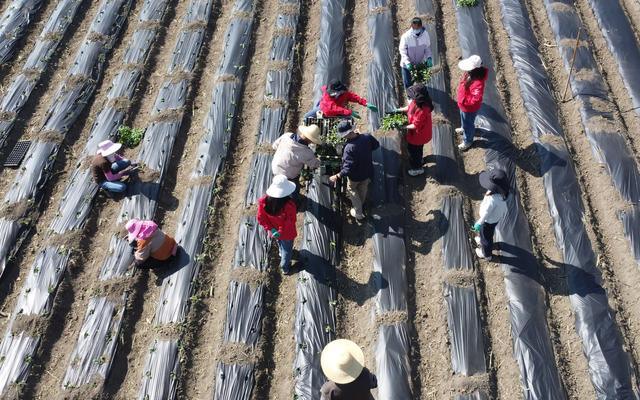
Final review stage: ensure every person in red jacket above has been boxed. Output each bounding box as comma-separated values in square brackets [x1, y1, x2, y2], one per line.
[455, 55, 488, 151]
[257, 175, 297, 274]
[304, 80, 378, 119]
[396, 83, 434, 176]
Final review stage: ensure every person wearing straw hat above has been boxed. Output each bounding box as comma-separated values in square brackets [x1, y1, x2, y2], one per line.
[455, 55, 488, 151]
[91, 139, 136, 193]
[329, 120, 379, 222]
[125, 219, 178, 267]
[472, 169, 510, 260]
[272, 124, 322, 197]
[320, 339, 377, 400]
[257, 175, 298, 274]
[399, 17, 433, 89]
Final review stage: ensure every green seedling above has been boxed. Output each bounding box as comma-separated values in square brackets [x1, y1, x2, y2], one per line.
[457, 0, 479, 6]
[117, 125, 144, 148]
[381, 113, 408, 130]
[410, 63, 432, 83]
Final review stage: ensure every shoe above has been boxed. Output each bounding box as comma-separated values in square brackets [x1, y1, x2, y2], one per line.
[407, 168, 425, 177]
[281, 266, 292, 275]
[350, 208, 365, 221]
[458, 141, 472, 151]
[474, 236, 481, 245]
[475, 247, 491, 260]
[455, 127, 463, 134]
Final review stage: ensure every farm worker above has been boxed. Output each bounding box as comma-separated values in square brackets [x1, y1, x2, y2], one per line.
[257, 175, 297, 274]
[329, 120, 379, 221]
[320, 339, 377, 400]
[395, 83, 434, 176]
[399, 17, 433, 89]
[456, 54, 488, 151]
[472, 169, 509, 260]
[125, 219, 178, 266]
[272, 124, 322, 196]
[92, 140, 135, 193]
[304, 79, 378, 119]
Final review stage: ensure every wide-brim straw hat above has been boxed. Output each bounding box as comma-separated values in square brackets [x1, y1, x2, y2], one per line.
[479, 169, 509, 197]
[458, 54, 482, 71]
[266, 174, 296, 198]
[320, 339, 365, 384]
[298, 124, 321, 144]
[97, 139, 122, 156]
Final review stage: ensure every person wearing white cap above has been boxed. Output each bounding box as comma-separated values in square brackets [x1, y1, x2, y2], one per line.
[455, 55, 488, 151]
[257, 175, 298, 274]
[91, 139, 135, 193]
[320, 339, 377, 399]
[272, 124, 322, 197]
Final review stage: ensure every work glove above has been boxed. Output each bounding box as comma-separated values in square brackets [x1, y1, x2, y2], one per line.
[271, 228, 281, 239]
[407, 63, 414, 71]
[366, 104, 378, 113]
[472, 222, 481, 232]
[426, 57, 433, 68]
[351, 110, 361, 119]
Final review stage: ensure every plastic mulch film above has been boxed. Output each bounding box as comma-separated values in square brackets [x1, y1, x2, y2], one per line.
[586, 0, 640, 113]
[294, 174, 339, 399]
[455, 392, 489, 400]
[311, 0, 345, 104]
[61, 0, 211, 394]
[214, 363, 254, 399]
[0, 0, 170, 395]
[0, 0, 131, 282]
[0, 0, 43, 64]
[454, 2, 566, 398]
[0, 0, 83, 148]
[502, 0, 638, 397]
[545, 5, 640, 268]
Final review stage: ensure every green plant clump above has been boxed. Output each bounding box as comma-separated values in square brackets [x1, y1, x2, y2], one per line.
[381, 113, 408, 130]
[410, 63, 432, 83]
[324, 125, 345, 147]
[117, 125, 144, 148]
[456, 0, 478, 7]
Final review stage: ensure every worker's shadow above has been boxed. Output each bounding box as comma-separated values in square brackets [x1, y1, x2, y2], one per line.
[495, 241, 606, 297]
[145, 246, 191, 284]
[405, 209, 448, 255]
[423, 154, 485, 200]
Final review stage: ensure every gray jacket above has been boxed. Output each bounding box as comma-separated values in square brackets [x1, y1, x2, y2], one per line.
[271, 133, 320, 179]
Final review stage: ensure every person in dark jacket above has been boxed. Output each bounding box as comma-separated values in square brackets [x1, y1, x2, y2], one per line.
[456, 55, 488, 151]
[320, 339, 377, 400]
[396, 83, 434, 176]
[305, 80, 378, 119]
[257, 175, 298, 274]
[329, 120, 380, 221]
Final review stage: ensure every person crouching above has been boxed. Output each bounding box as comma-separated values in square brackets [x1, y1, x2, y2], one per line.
[126, 219, 178, 267]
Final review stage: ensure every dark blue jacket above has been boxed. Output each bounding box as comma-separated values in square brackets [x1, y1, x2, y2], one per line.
[340, 133, 380, 182]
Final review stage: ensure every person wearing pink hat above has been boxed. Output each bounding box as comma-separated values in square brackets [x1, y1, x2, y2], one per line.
[92, 139, 137, 193]
[455, 55, 488, 151]
[320, 339, 377, 399]
[125, 219, 178, 266]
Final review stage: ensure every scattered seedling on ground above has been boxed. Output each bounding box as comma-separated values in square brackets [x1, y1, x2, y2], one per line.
[117, 125, 144, 148]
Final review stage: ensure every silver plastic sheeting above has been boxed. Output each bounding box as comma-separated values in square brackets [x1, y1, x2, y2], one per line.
[0, 0, 83, 148]
[311, 0, 345, 103]
[0, 0, 43, 63]
[62, 0, 210, 394]
[454, 1, 566, 398]
[214, 363, 254, 399]
[137, 339, 179, 400]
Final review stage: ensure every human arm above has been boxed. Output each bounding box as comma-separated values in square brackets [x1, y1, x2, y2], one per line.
[272, 134, 284, 150]
[134, 241, 151, 264]
[369, 134, 380, 151]
[399, 32, 410, 67]
[256, 203, 275, 232]
[476, 195, 496, 225]
[460, 81, 485, 109]
[344, 90, 368, 107]
[305, 149, 321, 169]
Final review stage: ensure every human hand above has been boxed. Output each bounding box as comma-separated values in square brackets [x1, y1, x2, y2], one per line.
[271, 228, 281, 239]
[351, 110, 361, 119]
[329, 174, 339, 186]
[407, 63, 414, 71]
[472, 222, 481, 232]
[426, 57, 433, 68]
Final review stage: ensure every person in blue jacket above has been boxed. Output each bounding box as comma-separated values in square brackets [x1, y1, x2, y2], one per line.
[329, 120, 380, 221]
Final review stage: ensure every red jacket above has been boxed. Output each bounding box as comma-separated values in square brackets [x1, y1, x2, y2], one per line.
[406, 101, 433, 145]
[256, 196, 297, 240]
[456, 68, 488, 113]
[319, 85, 368, 117]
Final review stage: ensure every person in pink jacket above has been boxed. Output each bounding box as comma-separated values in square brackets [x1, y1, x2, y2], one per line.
[455, 55, 488, 151]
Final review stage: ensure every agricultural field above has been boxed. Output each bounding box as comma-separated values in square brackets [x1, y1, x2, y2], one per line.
[0, 0, 638, 398]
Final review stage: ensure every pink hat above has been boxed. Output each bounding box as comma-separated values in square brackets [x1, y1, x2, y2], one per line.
[97, 140, 122, 156]
[125, 219, 158, 241]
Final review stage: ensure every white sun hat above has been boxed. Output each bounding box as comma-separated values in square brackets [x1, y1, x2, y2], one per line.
[298, 124, 322, 144]
[458, 54, 483, 71]
[266, 174, 296, 198]
[320, 339, 365, 384]
[97, 139, 122, 156]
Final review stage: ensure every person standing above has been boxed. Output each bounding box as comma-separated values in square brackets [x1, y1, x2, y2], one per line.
[472, 169, 509, 260]
[329, 120, 379, 221]
[320, 339, 377, 400]
[305, 79, 378, 119]
[125, 219, 178, 267]
[272, 124, 322, 196]
[257, 175, 298, 274]
[395, 83, 434, 176]
[456, 54, 488, 151]
[399, 17, 433, 89]
[91, 139, 136, 193]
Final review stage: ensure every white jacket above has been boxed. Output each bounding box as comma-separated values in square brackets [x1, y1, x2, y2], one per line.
[477, 193, 508, 225]
[399, 28, 432, 67]
[271, 133, 320, 179]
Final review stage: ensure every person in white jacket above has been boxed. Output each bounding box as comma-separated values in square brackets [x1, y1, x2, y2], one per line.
[472, 169, 510, 260]
[272, 124, 322, 197]
[399, 17, 433, 89]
